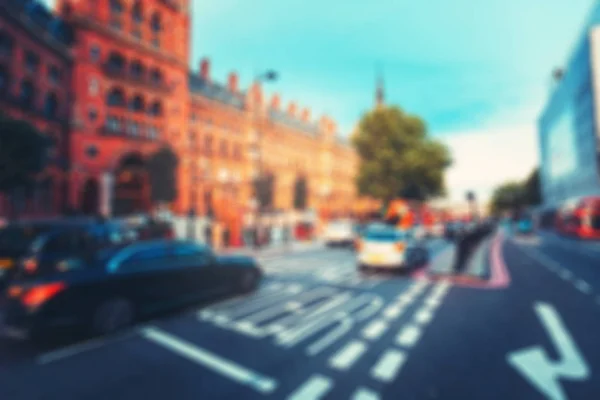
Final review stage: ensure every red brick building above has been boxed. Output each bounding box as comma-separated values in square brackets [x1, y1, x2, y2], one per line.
[0, 0, 372, 245]
[0, 1, 73, 217]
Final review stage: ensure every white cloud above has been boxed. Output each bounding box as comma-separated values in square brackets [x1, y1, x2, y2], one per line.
[437, 123, 539, 204]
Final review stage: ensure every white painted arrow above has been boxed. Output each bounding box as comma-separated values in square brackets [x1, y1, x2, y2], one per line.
[507, 302, 590, 400]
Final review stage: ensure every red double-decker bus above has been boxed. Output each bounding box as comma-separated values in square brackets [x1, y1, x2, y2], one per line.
[556, 196, 600, 239]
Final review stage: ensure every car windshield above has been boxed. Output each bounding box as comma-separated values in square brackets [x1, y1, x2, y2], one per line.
[0, 225, 53, 253]
[365, 230, 406, 242]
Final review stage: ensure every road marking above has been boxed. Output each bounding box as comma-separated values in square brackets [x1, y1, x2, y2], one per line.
[574, 280, 592, 295]
[288, 375, 333, 400]
[362, 319, 388, 340]
[396, 325, 422, 348]
[141, 326, 277, 394]
[352, 387, 380, 400]
[371, 349, 406, 382]
[307, 316, 353, 356]
[414, 308, 433, 325]
[558, 269, 572, 281]
[507, 302, 589, 400]
[37, 329, 138, 365]
[383, 305, 405, 320]
[329, 340, 367, 370]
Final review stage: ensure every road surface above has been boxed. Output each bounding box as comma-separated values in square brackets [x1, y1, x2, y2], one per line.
[1, 232, 599, 400]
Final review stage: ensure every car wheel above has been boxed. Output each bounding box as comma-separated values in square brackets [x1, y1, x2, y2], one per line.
[92, 298, 135, 336]
[239, 270, 259, 293]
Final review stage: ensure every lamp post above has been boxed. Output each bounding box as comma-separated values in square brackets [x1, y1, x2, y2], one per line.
[251, 69, 278, 249]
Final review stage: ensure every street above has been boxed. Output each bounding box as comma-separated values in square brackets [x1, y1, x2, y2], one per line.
[1, 232, 600, 400]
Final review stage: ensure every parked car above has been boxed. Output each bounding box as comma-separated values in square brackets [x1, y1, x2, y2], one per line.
[324, 220, 355, 247]
[2, 239, 263, 342]
[0, 218, 136, 290]
[356, 227, 428, 272]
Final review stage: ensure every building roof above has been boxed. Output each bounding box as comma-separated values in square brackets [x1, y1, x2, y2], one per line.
[188, 73, 245, 110]
[267, 109, 320, 136]
[2, 0, 74, 47]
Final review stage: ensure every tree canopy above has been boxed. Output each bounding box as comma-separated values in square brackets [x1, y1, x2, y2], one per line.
[490, 167, 541, 214]
[146, 146, 178, 204]
[352, 106, 451, 203]
[0, 114, 51, 193]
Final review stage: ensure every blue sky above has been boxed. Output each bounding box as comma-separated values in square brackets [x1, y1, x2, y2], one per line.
[44, 0, 596, 202]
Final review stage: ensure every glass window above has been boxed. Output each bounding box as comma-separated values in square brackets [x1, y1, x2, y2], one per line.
[25, 51, 39, 72]
[89, 78, 99, 95]
[127, 246, 169, 262]
[45, 232, 78, 253]
[48, 65, 61, 84]
[90, 45, 100, 63]
[89, 108, 98, 122]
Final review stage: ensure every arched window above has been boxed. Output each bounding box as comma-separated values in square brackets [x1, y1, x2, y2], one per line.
[149, 101, 162, 116]
[150, 12, 161, 32]
[106, 87, 126, 107]
[0, 31, 13, 56]
[44, 92, 58, 119]
[0, 65, 8, 95]
[110, 0, 123, 14]
[130, 60, 144, 79]
[150, 68, 163, 85]
[20, 80, 35, 108]
[130, 94, 145, 112]
[132, 1, 143, 23]
[107, 51, 126, 72]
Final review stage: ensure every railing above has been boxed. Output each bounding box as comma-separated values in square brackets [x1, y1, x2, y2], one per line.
[102, 64, 173, 94]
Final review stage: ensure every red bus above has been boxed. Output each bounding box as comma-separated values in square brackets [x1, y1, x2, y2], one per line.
[556, 196, 600, 239]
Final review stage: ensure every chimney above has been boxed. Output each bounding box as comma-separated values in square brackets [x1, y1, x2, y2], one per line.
[200, 58, 210, 80]
[270, 93, 281, 109]
[228, 72, 238, 92]
[287, 102, 297, 117]
[300, 108, 311, 121]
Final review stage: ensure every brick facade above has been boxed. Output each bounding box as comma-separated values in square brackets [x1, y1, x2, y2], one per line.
[0, 0, 371, 244]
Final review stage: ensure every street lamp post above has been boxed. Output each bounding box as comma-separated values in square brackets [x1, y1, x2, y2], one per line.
[251, 70, 278, 249]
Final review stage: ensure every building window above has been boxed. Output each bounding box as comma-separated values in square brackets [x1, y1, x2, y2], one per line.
[191, 113, 197, 122]
[0, 32, 14, 56]
[90, 45, 100, 62]
[48, 65, 61, 84]
[205, 135, 213, 155]
[20, 80, 35, 109]
[150, 68, 162, 85]
[132, 0, 143, 23]
[88, 107, 98, 122]
[130, 94, 145, 112]
[106, 87, 126, 107]
[110, 0, 123, 29]
[152, 38, 160, 48]
[25, 51, 39, 73]
[89, 78, 99, 95]
[130, 60, 144, 80]
[107, 51, 126, 73]
[0, 65, 8, 95]
[149, 101, 162, 116]
[220, 140, 228, 157]
[44, 92, 58, 119]
[150, 12, 161, 33]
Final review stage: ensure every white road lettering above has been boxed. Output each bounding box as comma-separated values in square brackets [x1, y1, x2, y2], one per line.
[141, 327, 277, 394]
[287, 375, 333, 400]
[352, 387, 381, 400]
[507, 302, 589, 400]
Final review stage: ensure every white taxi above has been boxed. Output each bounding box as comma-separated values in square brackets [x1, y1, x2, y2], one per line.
[356, 227, 428, 271]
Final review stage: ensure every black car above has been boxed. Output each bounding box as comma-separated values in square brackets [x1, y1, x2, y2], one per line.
[2, 240, 262, 341]
[443, 221, 464, 240]
[0, 218, 136, 289]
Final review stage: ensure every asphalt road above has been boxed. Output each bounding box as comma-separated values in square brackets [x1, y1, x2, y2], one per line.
[1, 232, 599, 400]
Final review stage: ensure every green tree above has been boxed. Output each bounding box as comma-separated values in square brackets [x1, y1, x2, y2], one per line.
[0, 114, 50, 193]
[490, 182, 526, 214]
[293, 176, 308, 210]
[146, 146, 179, 204]
[352, 106, 451, 203]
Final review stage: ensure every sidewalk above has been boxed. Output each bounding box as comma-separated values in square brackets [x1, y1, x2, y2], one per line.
[220, 240, 325, 259]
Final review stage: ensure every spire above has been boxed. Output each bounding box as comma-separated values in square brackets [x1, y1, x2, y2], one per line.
[376, 68, 385, 108]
